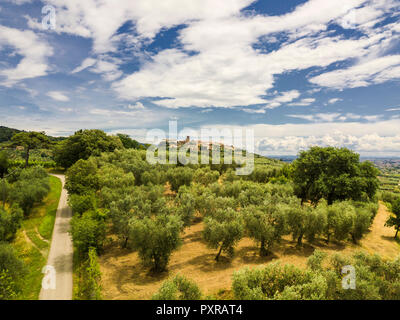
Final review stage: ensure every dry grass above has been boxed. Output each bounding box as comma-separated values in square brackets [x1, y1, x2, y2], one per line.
[99, 202, 400, 300]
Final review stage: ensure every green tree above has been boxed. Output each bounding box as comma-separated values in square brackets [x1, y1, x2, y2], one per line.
[0, 205, 23, 242]
[203, 208, 244, 261]
[9, 167, 50, 215]
[69, 211, 106, 258]
[11, 131, 50, 168]
[54, 129, 123, 168]
[385, 198, 400, 239]
[323, 201, 353, 243]
[116, 133, 144, 150]
[77, 247, 102, 300]
[68, 193, 96, 216]
[0, 151, 9, 179]
[129, 214, 183, 272]
[109, 196, 136, 248]
[243, 201, 286, 256]
[285, 204, 326, 246]
[65, 159, 99, 195]
[152, 274, 202, 300]
[292, 147, 379, 205]
[0, 242, 26, 299]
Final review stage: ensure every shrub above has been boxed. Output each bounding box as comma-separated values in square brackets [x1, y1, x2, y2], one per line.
[0, 242, 26, 299]
[77, 247, 102, 300]
[152, 275, 202, 300]
[0, 205, 23, 242]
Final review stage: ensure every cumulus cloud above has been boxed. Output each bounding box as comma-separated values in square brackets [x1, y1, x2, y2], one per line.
[203, 118, 400, 156]
[310, 55, 400, 89]
[47, 91, 70, 102]
[0, 25, 52, 86]
[18, 0, 399, 108]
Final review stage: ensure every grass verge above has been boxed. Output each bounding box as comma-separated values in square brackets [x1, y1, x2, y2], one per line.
[11, 175, 62, 300]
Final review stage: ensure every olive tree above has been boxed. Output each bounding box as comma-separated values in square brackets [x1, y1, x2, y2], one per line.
[152, 274, 202, 300]
[203, 208, 244, 261]
[386, 198, 400, 239]
[129, 214, 183, 272]
[243, 201, 286, 256]
[0, 205, 23, 242]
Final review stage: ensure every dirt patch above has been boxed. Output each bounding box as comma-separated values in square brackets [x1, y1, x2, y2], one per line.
[99, 202, 400, 300]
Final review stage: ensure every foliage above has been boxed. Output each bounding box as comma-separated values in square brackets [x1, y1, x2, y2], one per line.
[77, 247, 102, 300]
[0, 205, 23, 242]
[243, 198, 287, 256]
[0, 150, 9, 178]
[69, 211, 106, 258]
[68, 193, 96, 216]
[193, 167, 220, 186]
[292, 147, 379, 205]
[0, 242, 26, 299]
[385, 198, 400, 239]
[152, 274, 202, 300]
[11, 131, 50, 168]
[129, 214, 183, 272]
[167, 167, 194, 192]
[232, 251, 400, 300]
[65, 159, 99, 195]
[117, 133, 145, 150]
[54, 129, 123, 168]
[9, 166, 50, 215]
[203, 208, 244, 261]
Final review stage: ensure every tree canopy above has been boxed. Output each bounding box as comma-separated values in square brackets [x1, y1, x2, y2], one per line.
[292, 147, 379, 205]
[54, 129, 123, 168]
[11, 131, 50, 168]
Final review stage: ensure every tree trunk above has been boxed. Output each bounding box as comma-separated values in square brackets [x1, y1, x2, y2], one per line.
[215, 246, 223, 261]
[326, 233, 330, 244]
[297, 234, 303, 247]
[395, 226, 399, 239]
[260, 238, 268, 256]
[122, 237, 129, 248]
[25, 147, 30, 168]
[351, 233, 357, 244]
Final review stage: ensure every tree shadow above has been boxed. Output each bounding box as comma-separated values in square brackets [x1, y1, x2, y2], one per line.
[185, 253, 233, 272]
[236, 245, 278, 264]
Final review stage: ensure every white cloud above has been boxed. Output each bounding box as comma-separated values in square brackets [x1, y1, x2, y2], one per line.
[71, 58, 97, 74]
[203, 118, 400, 156]
[288, 98, 316, 106]
[328, 98, 342, 104]
[310, 55, 400, 89]
[47, 91, 70, 102]
[0, 25, 52, 86]
[127, 102, 145, 110]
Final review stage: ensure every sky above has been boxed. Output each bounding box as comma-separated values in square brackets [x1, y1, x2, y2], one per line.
[0, 0, 400, 156]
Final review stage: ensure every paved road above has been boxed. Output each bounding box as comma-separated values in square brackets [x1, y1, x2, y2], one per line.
[39, 174, 73, 300]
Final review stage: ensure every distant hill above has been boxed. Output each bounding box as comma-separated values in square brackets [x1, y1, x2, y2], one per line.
[0, 126, 66, 144]
[0, 126, 22, 143]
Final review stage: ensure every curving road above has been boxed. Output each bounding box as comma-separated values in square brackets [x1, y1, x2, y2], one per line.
[39, 174, 73, 300]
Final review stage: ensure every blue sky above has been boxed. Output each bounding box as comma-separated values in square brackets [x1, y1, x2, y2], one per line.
[0, 0, 400, 156]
